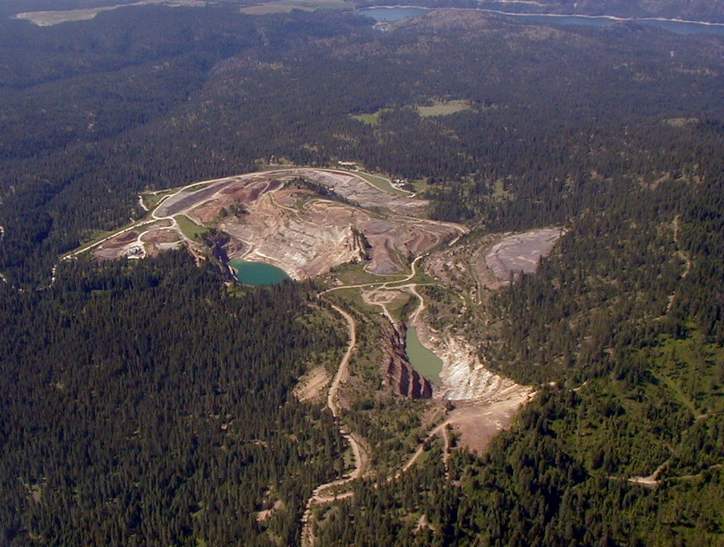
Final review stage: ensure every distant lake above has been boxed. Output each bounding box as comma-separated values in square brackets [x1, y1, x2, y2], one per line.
[495, 12, 724, 36]
[230, 260, 290, 286]
[405, 327, 442, 385]
[357, 6, 724, 36]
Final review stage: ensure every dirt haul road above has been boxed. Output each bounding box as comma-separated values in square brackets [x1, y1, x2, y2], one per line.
[301, 302, 368, 547]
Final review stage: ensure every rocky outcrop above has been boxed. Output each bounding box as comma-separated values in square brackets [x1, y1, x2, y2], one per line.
[339, 225, 368, 264]
[200, 231, 245, 280]
[382, 326, 433, 399]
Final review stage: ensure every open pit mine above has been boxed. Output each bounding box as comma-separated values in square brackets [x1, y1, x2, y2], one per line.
[89, 167, 563, 453]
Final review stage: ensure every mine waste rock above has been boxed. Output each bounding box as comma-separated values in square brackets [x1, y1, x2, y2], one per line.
[382, 325, 433, 399]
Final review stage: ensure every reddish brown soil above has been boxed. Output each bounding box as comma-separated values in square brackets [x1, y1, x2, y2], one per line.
[113, 231, 138, 244]
[107, 169, 462, 280]
[405, 231, 436, 255]
[141, 229, 180, 244]
[190, 202, 225, 224]
[101, 231, 138, 249]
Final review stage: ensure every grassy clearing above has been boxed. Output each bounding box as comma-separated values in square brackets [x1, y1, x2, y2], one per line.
[174, 215, 209, 241]
[142, 189, 177, 212]
[351, 113, 379, 125]
[663, 117, 698, 127]
[297, 0, 354, 10]
[241, 4, 310, 14]
[386, 292, 415, 323]
[492, 178, 514, 201]
[408, 178, 432, 194]
[182, 182, 215, 194]
[332, 262, 399, 286]
[386, 270, 435, 289]
[16, 7, 112, 26]
[327, 287, 374, 312]
[417, 100, 472, 118]
[84, 228, 129, 248]
[16, 0, 206, 26]
[351, 108, 391, 127]
[357, 172, 410, 197]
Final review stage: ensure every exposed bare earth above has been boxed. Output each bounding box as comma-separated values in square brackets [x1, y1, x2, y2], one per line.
[412, 227, 566, 452]
[406, 276, 534, 455]
[395, 387, 533, 472]
[256, 500, 285, 523]
[81, 172, 561, 470]
[101, 169, 460, 280]
[293, 366, 331, 404]
[350, 247, 536, 465]
[445, 393, 533, 454]
[93, 219, 176, 260]
[301, 302, 367, 547]
[485, 227, 564, 284]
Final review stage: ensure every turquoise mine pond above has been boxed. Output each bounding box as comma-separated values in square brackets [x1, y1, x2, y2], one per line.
[230, 260, 290, 286]
[406, 327, 442, 386]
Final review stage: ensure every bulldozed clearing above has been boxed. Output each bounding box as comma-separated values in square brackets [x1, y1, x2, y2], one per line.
[98, 169, 460, 279]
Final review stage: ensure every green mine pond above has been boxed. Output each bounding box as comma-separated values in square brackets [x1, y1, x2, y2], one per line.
[230, 260, 290, 286]
[406, 327, 442, 386]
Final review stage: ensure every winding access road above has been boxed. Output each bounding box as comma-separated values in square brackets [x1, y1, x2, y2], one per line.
[300, 301, 367, 547]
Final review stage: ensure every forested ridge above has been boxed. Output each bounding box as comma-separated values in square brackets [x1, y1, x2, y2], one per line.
[313, 135, 724, 546]
[0, 3, 723, 546]
[0, 252, 347, 545]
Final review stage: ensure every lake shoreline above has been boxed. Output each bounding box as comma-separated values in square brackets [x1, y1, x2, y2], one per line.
[229, 259, 290, 286]
[357, 5, 724, 34]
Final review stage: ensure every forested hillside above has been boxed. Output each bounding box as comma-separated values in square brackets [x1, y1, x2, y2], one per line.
[0, 252, 347, 545]
[314, 135, 724, 546]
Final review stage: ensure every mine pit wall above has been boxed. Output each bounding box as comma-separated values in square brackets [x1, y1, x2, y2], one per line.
[411, 317, 527, 402]
[381, 325, 433, 399]
[199, 232, 240, 281]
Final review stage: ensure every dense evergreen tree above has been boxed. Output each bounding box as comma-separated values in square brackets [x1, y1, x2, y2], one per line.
[0, 253, 346, 545]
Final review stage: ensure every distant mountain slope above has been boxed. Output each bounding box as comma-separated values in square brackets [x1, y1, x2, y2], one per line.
[476, 0, 724, 23]
[1, 6, 721, 285]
